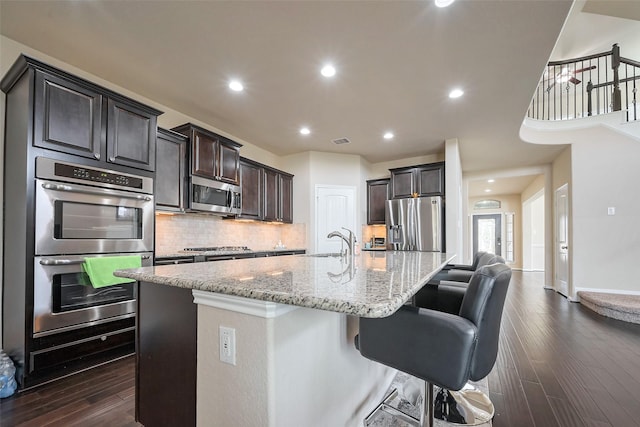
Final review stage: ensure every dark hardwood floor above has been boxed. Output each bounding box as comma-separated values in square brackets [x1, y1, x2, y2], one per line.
[490, 271, 640, 427]
[0, 355, 140, 427]
[1, 271, 639, 426]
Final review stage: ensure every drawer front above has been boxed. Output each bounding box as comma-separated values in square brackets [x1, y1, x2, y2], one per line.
[30, 328, 134, 373]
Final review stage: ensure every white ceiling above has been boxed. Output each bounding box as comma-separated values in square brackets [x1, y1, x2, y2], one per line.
[0, 0, 573, 174]
[3, 0, 638, 200]
[468, 175, 539, 199]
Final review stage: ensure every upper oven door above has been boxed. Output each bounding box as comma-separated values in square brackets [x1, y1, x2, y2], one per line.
[35, 179, 154, 255]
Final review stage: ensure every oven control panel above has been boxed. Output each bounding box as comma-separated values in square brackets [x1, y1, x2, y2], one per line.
[55, 163, 143, 189]
[36, 157, 153, 194]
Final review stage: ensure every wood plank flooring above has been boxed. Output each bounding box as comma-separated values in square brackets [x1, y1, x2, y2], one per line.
[490, 271, 640, 427]
[1, 271, 639, 426]
[0, 355, 140, 427]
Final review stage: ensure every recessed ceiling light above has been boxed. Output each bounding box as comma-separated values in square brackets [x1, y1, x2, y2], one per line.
[228, 80, 244, 92]
[487, 179, 495, 183]
[299, 127, 311, 135]
[484, 189, 492, 193]
[321, 64, 336, 78]
[383, 132, 394, 140]
[435, 0, 455, 7]
[449, 88, 464, 98]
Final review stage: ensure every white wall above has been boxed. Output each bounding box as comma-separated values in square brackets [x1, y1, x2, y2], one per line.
[571, 134, 640, 294]
[445, 138, 463, 259]
[523, 191, 545, 271]
[522, 176, 546, 272]
[281, 152, 365, 253]
[197, 304, 394, 427]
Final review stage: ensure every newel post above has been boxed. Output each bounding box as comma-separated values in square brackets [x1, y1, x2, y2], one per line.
[612, 43, 622, 111]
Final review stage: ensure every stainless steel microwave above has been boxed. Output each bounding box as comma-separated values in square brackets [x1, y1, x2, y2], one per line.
[190, 176, 242, 215]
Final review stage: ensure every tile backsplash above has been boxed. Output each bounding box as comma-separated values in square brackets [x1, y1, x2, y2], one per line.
[361, 224, 387, 247]
[155, 213, 306, 255]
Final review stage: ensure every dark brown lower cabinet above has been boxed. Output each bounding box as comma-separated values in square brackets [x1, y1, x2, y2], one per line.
[137, 282, 197, 427]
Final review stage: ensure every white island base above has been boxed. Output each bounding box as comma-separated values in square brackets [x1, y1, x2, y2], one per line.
[194, 291, 397, 427]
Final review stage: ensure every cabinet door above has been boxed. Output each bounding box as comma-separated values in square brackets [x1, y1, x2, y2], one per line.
[106, 99, 156, 171]
[218, 140, 240, 185]
[263, 169, 278, 222]
[156, 130, 186, 211]
[34, 71, 103, 160]
[191, 130, 217, 179]
[367, 179, 389, 224]
[279, 174, 293, 223]
[391, 169, 415, 199]
[417, 163, 444, 196]
[239, 161, 263, 220]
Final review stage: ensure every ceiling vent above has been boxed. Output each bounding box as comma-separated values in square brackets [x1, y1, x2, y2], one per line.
[332, 137, 351, 145]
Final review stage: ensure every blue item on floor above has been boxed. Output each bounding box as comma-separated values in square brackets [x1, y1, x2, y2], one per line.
[0, 350, 17, 398]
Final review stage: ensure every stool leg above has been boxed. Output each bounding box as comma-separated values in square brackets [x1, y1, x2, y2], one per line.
[420, 381, 434, 427]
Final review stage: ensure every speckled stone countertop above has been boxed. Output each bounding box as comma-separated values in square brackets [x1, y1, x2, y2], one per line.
[115, 251, 455, 318]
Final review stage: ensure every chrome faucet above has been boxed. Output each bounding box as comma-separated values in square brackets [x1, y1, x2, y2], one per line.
[327, 227, 357, 257]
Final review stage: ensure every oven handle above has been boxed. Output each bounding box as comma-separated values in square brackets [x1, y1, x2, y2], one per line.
[40, 255, 151, 266]
[41, 183, 152, 201]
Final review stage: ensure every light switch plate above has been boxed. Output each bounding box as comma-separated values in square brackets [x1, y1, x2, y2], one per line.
[608, 207, 615, 216]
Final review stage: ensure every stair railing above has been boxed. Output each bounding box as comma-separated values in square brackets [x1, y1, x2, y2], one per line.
[528, 44, 639, 122]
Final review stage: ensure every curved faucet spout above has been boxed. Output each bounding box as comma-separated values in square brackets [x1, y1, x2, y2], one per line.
[327, 229, 356, 257]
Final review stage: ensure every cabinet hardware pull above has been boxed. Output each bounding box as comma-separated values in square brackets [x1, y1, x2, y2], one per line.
[94, 153, 101, 160]
[40, 259, 84, 265]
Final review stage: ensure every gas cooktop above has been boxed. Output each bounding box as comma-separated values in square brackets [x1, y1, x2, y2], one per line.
[183, 246, 251, 252]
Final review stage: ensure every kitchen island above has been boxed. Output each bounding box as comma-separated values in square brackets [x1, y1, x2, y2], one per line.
[116, 251, 454, 427]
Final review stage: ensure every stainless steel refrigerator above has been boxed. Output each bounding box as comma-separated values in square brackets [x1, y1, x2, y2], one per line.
[386, 196, 443, 251]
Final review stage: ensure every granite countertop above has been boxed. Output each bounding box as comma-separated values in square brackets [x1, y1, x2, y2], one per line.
[116, 251, 455, 318]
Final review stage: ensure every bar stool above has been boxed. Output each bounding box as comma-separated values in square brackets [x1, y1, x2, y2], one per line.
[355, 263, 512, 426]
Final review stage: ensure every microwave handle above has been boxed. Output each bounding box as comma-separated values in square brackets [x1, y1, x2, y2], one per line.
[40, 255, 151, 265]
[41, 183, 152, 201]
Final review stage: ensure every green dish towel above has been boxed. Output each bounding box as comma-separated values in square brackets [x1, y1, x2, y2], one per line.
[83, 255, 141, 288]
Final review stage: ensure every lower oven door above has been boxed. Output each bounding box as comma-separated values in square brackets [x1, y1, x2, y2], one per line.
[35, 178, 154, 255]
[33, 252, 152, 337]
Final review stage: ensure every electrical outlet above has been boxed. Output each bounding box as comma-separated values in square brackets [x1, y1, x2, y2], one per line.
[219, 326, 236, 365]
[608, 207, 616, 216]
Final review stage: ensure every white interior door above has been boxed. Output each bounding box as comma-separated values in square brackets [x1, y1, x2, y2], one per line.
[315, 186, 356, 254]
[554, 184, 569, 296]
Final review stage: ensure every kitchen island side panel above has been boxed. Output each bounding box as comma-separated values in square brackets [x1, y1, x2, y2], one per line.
[137, 281, 197, 426]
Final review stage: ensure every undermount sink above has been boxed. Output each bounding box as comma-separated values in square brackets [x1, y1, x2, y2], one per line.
[305, 252, 343, 258]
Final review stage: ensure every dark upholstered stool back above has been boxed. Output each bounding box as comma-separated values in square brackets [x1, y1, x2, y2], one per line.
[458, 263, 512, 381]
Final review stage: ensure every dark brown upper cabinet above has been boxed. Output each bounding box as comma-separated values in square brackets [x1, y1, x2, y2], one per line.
[367, 178, 390, 225]
[237, 157, 293, 223]
[263, 167, 293, 223]
[238, 159, 264, 220]
[155, 128, 188, 212]
[32, 67, 159, 171]
[172, 123, 241, 185]
[390, 162, 445, 199]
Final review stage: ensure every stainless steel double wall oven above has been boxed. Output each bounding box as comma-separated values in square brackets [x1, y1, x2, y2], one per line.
[33, 157, 154, 336]
[2, 54, 162, 389]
